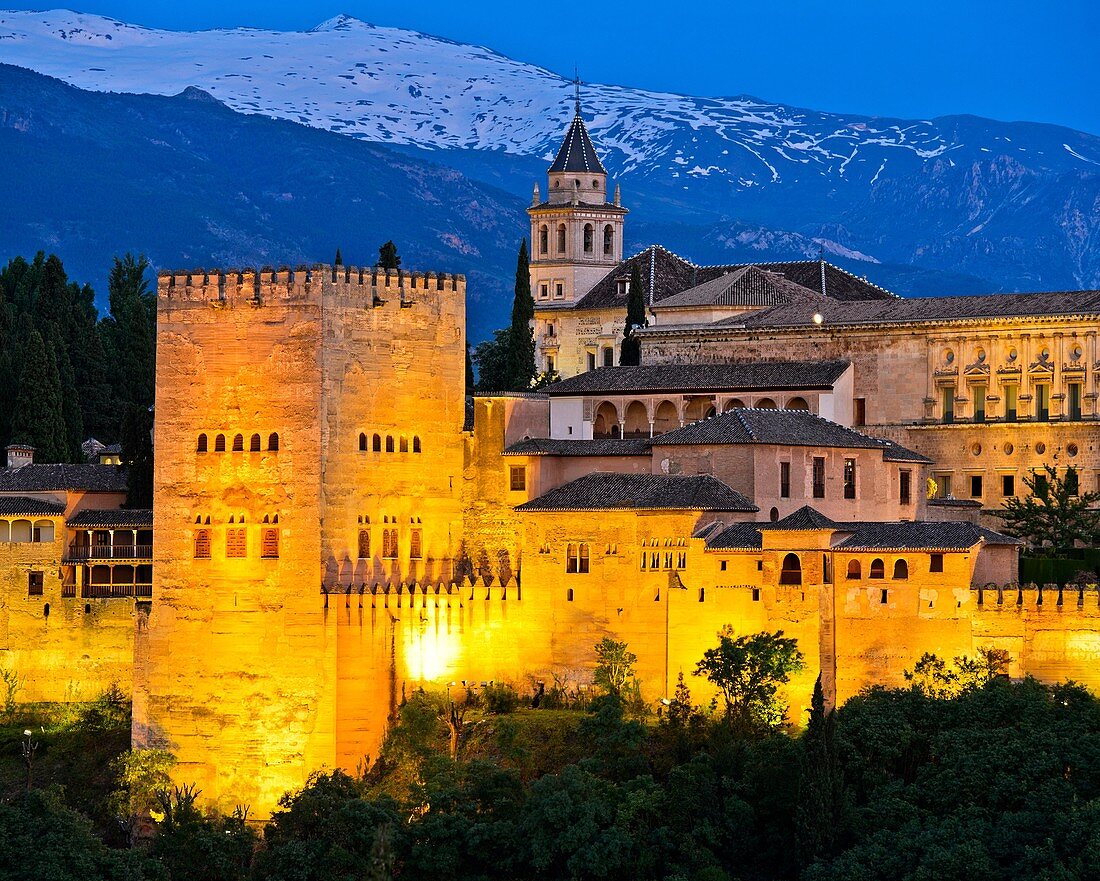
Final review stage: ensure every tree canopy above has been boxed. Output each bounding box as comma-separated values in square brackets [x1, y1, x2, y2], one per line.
[995, 465, 1100, 553]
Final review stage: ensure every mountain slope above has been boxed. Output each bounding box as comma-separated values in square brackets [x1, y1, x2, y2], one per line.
[1, 9, 1099, 298]
[0, 63, 525, 338]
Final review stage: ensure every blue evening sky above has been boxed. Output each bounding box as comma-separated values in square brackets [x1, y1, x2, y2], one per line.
[9, 1, 1100, 134]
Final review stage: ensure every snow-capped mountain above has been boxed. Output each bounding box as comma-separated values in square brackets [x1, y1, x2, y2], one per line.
[2, 8, 1100, 295]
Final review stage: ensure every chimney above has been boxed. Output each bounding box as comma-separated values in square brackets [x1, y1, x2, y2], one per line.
[6, 444, 34, 469]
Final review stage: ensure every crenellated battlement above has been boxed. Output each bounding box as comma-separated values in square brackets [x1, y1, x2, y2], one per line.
[323, 577, 519, 609]
[157, 264, 465, 305]
[973, 582, 1100, 609]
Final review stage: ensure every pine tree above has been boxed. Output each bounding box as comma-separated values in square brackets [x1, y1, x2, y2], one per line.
[376, 241, 401, 271]
[797, 676, 845, 863]
[334, 248, 343, 266]
[10, 328, 68, 462]
[620, 261, 647, 366]
[119, 403, 154, 508]
[505, 239, 536, 390]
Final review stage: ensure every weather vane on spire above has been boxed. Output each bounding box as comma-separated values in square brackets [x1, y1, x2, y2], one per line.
[573, 67, 581, 116]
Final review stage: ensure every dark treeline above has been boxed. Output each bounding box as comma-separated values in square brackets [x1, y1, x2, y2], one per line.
[0, 252, 155, 503]
[3, 644, 1100, 880]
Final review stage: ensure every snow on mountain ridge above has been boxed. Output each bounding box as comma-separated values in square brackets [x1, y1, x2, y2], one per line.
[8, 6, 1086, 190]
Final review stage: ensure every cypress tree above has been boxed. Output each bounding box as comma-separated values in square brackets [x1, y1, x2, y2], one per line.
[334, 248, 343, 266]
[10, 328, 68, 462]
[465, 342, 475, 395]
[620, 261, 647, 366]
[376, 241, 401, 271]
[506, 239, 535, 390]
[119, 403, 154, 508]
[797, 676, 845, 863]
[101, 254, 156, 435]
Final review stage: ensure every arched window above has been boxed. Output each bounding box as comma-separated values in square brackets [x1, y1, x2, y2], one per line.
[846, 560, 861, 580]
[770, 507, 779, 522]
[785, 397, 810, 411]
[250, 433, 261, 452]
[399, 436, 409, 453]
[410, 529, 422, 560]
[357, 529, 370, 559]
[197, 433, 208, 453]
[214, 434, 226, 452]
[566, 543, 590, 574]
[539, 225, 548, 255]
[593, 401, 619, 439]
[603, 224, 614, 256]
[870, 558, 885, 579]
[557, 223, 567, 254]
[268, 432, 279, 451]
[383, 528, 398, 559]
[893, 559, 909, 580]
[359, 433, 368, 451]
[373, 433, 382, 452]
[724, 398, 745, 412]
[780, 553, 802, 585]
[413, 436, 421, 453]
[386, 435, 395, 453]
[583, 223, 594, 253]
[755, 398, 777, 410]
[232, 434, 244, 452]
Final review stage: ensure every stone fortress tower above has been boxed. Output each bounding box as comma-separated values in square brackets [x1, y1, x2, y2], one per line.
[135, 266, 467, 814]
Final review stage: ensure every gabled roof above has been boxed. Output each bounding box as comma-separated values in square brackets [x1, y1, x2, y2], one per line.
[67, 509, 152, 528]
[834, 521, 1022, 551]
[503, 438, 652, 457]
[0, 465, 128, 493]
[652, 266, 823, 310]
[707, 522, 764, 550]
[730, 289, 1100, 330]
[0, 496, 65, 516]
[516, 472, 758, 513]
[548, 113, 607, 174]
[650, 408, 930, 462]
[760, 506, 838, 531]
[573, 246, 895, 312]
[544, 360, 850, 396]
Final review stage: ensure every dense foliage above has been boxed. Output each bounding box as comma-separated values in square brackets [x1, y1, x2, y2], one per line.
[0, 252, 156, 501]
[995, 465, 1100, 554]
[472, 239, 539, 392]
[4, 636, 1100, 880]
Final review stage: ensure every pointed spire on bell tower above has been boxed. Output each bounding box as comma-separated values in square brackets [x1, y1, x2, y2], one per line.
[574, 68, 582, 117]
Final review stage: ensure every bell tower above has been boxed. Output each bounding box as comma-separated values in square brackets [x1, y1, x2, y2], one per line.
[528, 80, 626, 313]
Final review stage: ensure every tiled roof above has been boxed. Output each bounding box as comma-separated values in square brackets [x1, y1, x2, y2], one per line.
[529, 200, 626, 213]
[573, 246, 894, 311]
[731, 289, 1100, 330]
[548, 113, 607, 174]
[0, 496, 65, 516]
[67, 509, 152, 528]
[503, 438, 652, 457]
[651, 409, 928, 463]
[707, 522, 764, 550]
[516, 472, 758, 512]
[0, 465, 128, 493]
[760, 506, 838, 531]
[927, 497, 983, 508]
[653, 266, 823, 310]
[544, 360, 850, 396]
[835, 521, 1021, 551]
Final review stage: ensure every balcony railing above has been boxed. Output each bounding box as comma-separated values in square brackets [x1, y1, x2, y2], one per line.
[81, 584, 152, 599]
[66, 543, 152, 562]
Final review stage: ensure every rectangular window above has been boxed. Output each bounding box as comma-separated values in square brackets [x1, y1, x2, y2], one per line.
[602, 347, 614, 367]
[357, 529, 370, 559]
[780, 462, 791, 499]
[1034, 472, 1049, 495]
[937, 473, 953, 498]
[27, 571, 43, 596]
[843, 458, 857, 500]
[854, 398, 866, 426]
[509, 466, 526, 492]
[539, 282, 549, 300]
[1068, 383, 1082, 420]
[941, 385, 955, 424]
[410, 529, 422, 560]
[546, 356, 555, 374]
[812, 457, 826, 499]
[899, 470, 912, 505]
[1002, 474, 1015, 497]
[720, 560, 727, 572]
[930, 553, 944, 573]
[194, 529, 211, 559]
[226, 527, 247, 558]
[970, 475, 983, 498]
[1004, 384, 1017, 421]
[261, 528, 279, 559]
[566, 543, 590, 574]
[973, 385, 986, 423]
[587, 352, 596, 372]
[1035, 384, 1050, 421]
[554, 282, 564, 300]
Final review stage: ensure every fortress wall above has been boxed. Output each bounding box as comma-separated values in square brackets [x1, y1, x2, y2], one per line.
[0, 536, 137, 703]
